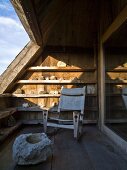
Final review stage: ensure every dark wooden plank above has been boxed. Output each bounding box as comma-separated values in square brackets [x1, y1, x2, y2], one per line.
[44, 46, 94, 54]
[1, 125, 127, 170]
[52, 129, 94, 170]
[13, 159, 52, 170]
[82, 126, 127, 170]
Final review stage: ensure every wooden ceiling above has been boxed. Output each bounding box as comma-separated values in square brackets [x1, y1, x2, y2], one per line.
[45, 0, 99, 47]
[11, 0, 127, 47]
[105, 20, 127, 47]
[11, 0, 99, 47]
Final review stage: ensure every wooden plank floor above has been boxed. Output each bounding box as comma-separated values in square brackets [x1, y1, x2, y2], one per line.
[0, 125, 127, 170]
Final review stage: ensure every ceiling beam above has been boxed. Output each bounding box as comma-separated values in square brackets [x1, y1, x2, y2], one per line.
[102, 5, 127, 43]
[11, 0, 43, 45]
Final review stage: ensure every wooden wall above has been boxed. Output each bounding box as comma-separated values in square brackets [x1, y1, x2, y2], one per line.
[100, 0, 127, 35]
[44, 0, 99, 47]
[11, 47, 98, 122]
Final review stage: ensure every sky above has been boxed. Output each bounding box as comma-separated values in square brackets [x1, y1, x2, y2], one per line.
[0, 0, 30, 75]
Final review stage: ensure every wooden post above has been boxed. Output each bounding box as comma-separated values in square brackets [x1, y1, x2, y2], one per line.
[98, 40, 105, 130]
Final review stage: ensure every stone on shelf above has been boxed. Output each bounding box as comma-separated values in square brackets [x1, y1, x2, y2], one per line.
[123, 63, 127, 68]
[12, 133, 52, 165]
[39, 90, 47, 94]
[39, 76, 45, 80]
[14, 88, 24, 94]
[22, 103, 29, 108]
[57, 61, 66, 67]
[50, 75, 57, 80]
[87, 85, 96, 94]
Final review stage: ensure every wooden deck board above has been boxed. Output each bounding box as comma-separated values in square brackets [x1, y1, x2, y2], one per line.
[0, 125, 127, 170]
[52, 129, 94, 170]
[81, 126, 127, 170]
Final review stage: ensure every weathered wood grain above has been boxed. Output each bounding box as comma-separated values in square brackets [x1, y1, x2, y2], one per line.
[11, 0, 42, 45]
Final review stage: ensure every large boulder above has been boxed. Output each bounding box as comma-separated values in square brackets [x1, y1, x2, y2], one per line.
[12, 133, 52, 165]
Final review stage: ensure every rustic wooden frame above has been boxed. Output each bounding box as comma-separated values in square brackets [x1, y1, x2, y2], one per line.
[100, 4, 127, 153]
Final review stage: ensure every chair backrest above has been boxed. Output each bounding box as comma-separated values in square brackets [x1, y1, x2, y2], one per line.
[58, 86, 86, 114]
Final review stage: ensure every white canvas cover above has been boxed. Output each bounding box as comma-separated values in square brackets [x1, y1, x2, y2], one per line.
[58, 87, 86, 114]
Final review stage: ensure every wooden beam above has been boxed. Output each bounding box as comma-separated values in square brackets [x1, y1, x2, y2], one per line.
[39, 0, 69, 44]
[0, 41, 42, 93]
[98, 40, 105, 129]
[102, 5, 127, 43]
[11, 0, 42, 45]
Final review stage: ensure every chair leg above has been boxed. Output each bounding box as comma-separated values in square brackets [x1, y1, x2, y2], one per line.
[43, 110, 48, 133]
[79, 114, 83, 134]
[73, 111, 80, 138]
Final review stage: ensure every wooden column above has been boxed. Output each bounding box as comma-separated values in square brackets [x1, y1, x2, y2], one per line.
[98, 40, 105, 129]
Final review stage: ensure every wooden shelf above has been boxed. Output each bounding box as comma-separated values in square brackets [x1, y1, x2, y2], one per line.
[17, 106, 44, 112]
[106, 80, 127, 84]
[17, 80, 96, 84]
[12, 94, 60, 98]
[106, 67, 127, 72]
[12, 93, 97, 98]
[27, 66, 96, 72]
[0, 107, 17, 120]
[17, 106, 98, 112]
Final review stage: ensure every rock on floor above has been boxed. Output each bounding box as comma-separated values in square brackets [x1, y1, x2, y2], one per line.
[12, 133, 52, 165]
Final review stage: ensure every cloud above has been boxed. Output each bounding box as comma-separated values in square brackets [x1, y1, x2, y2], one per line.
[0, 18, 29, 74]
[0, 1, 30, 75]
[0, 16, 23, 29]
[0, 2, 13, 11]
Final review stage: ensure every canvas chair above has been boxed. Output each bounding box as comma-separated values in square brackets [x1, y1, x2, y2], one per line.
[43, 86, 86, 138]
